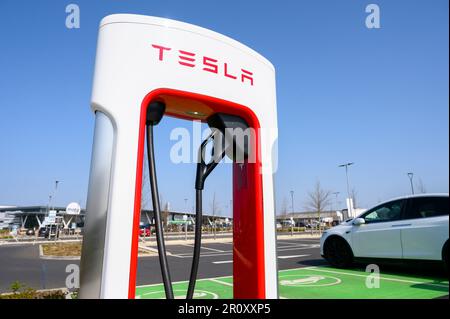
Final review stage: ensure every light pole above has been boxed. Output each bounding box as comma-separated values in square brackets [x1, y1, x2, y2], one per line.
[47, 195, 52, 214]
[407, 172, 414, 195]
[332, 192, 340, 211]
[212, 193, 217, 240]
[290, 190, 294, 214]
[229, 199, 233, 231]
[183, 214, 188, 241]
[332, 192, 339, 224]
[45, 180, 60, 240]
[48, 180, 60, 211]
[289, 190, 294, 235]
[339, 163, 354, 217]
[184, 198, 188, 239]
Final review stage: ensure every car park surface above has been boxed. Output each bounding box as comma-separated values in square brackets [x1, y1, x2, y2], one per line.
[136, 265, 449, 299]
[0, 236, 447, 298]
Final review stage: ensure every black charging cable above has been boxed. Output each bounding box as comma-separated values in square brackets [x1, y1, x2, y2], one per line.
[145, 101, 226, 299]
[187, 130, 226, 299]
[146, 101, 174, 299]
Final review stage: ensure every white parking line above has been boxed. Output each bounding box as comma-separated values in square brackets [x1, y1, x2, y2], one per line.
[209, 278, 233, 287]
[277, 241, 307, 246]
[278, 245, 319, 252]
[315, 268, 449, 287]
[278, 254, 310, 259]
[297, 267, 449, 288]
[169, 244, 318, 258]
[278, 244, 316, 249]
[213, 260, 233, 264]
[136, 275, 233, 288]
[187, 244, 225, 252]
[171, 252, 233, 258]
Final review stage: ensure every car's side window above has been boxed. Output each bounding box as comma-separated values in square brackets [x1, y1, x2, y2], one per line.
[361, 200, 405, 224]
[404, 197, 449, 219]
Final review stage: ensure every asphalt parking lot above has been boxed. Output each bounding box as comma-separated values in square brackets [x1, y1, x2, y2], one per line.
[135, 237, 448, 299]
[0, 237, 323, 292]
[136, 266, 449, 299]
[135, 237, 324, 286]
[0, 237, 448, 299]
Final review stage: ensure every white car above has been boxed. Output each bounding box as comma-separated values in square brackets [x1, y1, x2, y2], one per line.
[320, 194, 449, 268]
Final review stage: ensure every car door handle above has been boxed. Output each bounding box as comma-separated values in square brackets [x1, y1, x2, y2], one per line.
[391, 224, 412, 227]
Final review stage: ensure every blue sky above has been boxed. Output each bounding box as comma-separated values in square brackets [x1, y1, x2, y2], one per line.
[0, 0, 448, 216]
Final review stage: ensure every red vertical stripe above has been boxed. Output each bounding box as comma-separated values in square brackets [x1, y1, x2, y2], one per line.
[129, 89, 266, 299]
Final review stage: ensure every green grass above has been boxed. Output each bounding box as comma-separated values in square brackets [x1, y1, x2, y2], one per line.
[135, 266, 449, 299]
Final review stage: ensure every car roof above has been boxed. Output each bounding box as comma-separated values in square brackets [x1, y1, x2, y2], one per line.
[384, 193, 448, 202]
[360, 193, 449, 216]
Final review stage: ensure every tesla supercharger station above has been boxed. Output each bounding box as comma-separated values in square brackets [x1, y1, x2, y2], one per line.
[79, 14, 279, 299]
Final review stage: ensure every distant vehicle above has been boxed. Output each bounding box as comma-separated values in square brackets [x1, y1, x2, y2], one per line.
[182, 224, 195, 231]
[310, 220, 326, 228]
[320, 194, 449, 269]
[38, 227, 48, 238]
[38, 225, 59, 238]
[139, 225, 150, 237]
[26, 229, 35, 236]
[281, 220, 294, 227]
[296, 221, 307, 228]
[276, 223, 282, 230]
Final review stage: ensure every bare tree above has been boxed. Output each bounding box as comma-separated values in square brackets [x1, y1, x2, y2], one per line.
[305, 181, 331, 231]
[416, 177, 427, 194]
[210, 192, 222, 217]
[162, 199, 169, 231]
[280, 197, 288, 218]
[210, 192, 221, 239]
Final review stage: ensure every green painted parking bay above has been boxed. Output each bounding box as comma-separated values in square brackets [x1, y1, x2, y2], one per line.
[135, 266, 449, 299]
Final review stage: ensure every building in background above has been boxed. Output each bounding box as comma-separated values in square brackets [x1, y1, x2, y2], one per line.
[0, 205, 232, 232]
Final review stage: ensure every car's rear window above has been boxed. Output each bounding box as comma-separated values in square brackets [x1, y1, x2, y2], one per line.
[405, 196, 449, 219]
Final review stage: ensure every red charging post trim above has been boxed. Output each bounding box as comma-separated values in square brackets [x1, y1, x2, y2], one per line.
[129, 88, 265, 299]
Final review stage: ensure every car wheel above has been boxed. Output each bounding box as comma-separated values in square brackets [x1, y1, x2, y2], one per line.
[324, 237, 353, 268]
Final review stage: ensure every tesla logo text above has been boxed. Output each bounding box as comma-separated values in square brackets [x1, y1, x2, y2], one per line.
[151, 44, 254, 86]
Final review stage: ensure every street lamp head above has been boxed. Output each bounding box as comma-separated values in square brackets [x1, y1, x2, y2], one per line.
[338, 162, 354, 168]
[407, 172, 414, 179]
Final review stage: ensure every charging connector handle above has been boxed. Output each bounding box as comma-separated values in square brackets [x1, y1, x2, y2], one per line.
[187, 131, 226, 299]
[195, 131, 226, 191]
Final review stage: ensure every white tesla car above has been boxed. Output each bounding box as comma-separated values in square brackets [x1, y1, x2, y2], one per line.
[320, 194, 449, 268]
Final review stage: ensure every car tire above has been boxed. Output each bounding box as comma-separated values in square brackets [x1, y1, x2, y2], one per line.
[324, 236, 354, 268]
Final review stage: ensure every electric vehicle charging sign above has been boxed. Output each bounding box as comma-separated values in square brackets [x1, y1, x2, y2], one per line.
[66, 202, 81, 215]
[48, 210, 57, 223]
